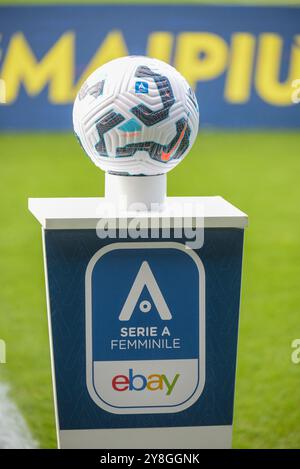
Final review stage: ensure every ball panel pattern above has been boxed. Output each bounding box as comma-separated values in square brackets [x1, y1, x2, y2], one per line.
[73, 56, 199, 176]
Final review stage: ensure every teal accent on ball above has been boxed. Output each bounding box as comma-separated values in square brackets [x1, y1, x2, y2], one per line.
[118, 118, 142, 132]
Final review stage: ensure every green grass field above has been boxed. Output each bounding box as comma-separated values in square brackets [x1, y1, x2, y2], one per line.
[0, 131, 299, 448]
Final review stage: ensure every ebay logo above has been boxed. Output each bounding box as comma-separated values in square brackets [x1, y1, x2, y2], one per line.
[112, 368, 180, 396]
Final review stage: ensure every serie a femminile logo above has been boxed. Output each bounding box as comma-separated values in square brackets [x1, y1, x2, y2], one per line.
[85, 242, 205, 414]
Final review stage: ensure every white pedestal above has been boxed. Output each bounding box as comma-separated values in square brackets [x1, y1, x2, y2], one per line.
[29, 196, 247, 449]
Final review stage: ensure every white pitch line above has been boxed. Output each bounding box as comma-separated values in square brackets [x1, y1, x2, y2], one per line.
[0, 383, 38, 449]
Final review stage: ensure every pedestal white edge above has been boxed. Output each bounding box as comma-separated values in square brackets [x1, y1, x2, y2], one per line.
[59, 425, 232, 449]
[29, 196, 248, 230]
[42, 228, 61, 449]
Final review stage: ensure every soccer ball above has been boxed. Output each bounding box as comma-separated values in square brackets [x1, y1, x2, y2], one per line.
[73, 56, 199, 176]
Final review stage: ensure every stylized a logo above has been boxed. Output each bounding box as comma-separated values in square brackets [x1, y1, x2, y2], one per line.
[119, 261, 172, 321]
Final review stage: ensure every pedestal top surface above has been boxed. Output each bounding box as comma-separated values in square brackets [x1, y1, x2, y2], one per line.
[28, 196, 248, 229]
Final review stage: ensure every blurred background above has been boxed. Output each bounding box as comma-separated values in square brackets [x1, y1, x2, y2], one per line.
[0, 0, 299, 449]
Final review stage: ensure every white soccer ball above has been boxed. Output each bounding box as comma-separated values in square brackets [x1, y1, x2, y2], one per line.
[73, 56, 199, 176]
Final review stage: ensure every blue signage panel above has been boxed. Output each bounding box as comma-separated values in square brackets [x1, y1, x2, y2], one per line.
[45, 229, 243, 430]
[86, 242, 205, 414]
[0, 5, 300, 129]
